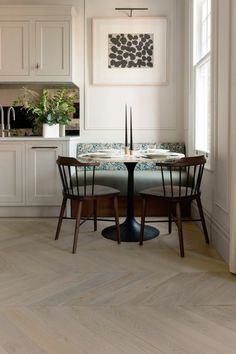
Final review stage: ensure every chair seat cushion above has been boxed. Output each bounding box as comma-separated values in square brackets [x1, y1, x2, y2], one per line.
[69, 184, 120, 198]
[140, 185, 196, 198]
[74, 170, 187, 196]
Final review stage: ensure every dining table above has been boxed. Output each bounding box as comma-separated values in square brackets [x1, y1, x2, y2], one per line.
[78, 149, 185, 242]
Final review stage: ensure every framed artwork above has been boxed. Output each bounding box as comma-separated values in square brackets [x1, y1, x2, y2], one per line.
[92, 17, 168, 86]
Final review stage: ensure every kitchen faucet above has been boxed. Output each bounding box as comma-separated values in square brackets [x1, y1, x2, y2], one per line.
[0, 104, 5, 137]
[6, 106, 15, 137]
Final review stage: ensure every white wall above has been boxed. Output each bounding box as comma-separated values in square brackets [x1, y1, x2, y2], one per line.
[186, 0, 231, 263]
[82, 0, 185, 143]
[210, 0, 231, 262]
[229, 0, 236, 273]
[0, 0, 185, 145]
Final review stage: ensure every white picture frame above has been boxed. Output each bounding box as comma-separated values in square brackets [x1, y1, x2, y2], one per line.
[92, 17, 168, 86]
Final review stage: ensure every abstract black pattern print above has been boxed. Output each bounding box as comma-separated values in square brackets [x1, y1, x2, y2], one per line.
[108, 33, 154, 69]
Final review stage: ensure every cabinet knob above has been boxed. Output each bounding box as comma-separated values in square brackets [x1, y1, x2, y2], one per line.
[35, 63, 40, 69]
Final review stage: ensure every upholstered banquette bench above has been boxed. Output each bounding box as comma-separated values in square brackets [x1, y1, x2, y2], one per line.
[73, 142, 190, 217]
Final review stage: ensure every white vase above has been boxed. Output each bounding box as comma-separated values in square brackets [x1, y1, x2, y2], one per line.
[59, 124, 66, 137]
[42, 123, 60, 138]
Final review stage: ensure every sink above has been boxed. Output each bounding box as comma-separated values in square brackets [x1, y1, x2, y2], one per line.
[4, 128, 36, 137]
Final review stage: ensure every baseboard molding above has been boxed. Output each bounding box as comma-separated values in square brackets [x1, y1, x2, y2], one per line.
[0, 206, 60, 218]
[211, 218, 229, 263]
[192, 204, 229, 263]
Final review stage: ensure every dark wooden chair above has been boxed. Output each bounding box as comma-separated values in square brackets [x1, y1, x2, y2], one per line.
[55, 156, 121, 253]
[139, 155, 209, 257]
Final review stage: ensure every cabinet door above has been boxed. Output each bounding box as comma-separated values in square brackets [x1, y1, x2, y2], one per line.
[26, 142, 66, 205]
[0, 144, 25, 205]
[35, 21, 70, 77]
[0, 21, 29, 76]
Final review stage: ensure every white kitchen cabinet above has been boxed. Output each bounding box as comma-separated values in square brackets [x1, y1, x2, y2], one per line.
[0, 21, 29, 77]
[0, 138, 79, 216]
[26, 141, 66, 205]
[35, 21, 70, 77]
[0, 143, 25, 205]
[0, 6, 78, 84]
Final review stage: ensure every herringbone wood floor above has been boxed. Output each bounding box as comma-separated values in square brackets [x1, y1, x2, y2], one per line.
[0, 217, 235, 353]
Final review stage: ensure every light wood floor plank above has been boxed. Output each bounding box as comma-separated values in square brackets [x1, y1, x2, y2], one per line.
[0, 218, 234, 353]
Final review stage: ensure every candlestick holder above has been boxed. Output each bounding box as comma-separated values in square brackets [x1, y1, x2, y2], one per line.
[129, 149, 134, 156]
[125, 146, 129, 155]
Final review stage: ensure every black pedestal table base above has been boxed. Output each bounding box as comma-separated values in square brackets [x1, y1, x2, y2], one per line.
[102, 161, 160, 242]
[102, 218, 159, 242]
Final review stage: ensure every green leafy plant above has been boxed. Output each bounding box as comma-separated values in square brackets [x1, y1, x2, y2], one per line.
[14, 87, 79, 126]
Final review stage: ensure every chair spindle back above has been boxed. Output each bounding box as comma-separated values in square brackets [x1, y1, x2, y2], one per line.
[157, 155, 206, 198]
[56, 156, 99, 197]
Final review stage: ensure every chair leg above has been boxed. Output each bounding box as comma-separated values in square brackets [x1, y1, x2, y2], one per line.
[196, 196, 210, 244]
[72, 200, 83, 254]
[55, 197, 67, 240]
[140, 197, 147, 246]
[113, 196, 121, 244]
[168, 206, 172, 234]
[93, 199, 97, 231]
[175, 202, 184, 257]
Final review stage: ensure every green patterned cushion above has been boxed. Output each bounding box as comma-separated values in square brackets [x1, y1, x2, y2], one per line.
[76, 142, 185, 171]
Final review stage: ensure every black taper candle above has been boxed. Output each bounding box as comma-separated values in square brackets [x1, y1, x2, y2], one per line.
[130, 106, 133, 150]
[125, 104, 128, 147]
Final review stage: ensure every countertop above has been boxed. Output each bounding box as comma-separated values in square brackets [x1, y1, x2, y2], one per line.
[0, 136, 80, 141]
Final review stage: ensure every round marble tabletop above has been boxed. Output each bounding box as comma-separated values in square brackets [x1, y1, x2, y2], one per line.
[78, 151, 185, 163]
